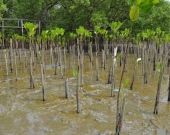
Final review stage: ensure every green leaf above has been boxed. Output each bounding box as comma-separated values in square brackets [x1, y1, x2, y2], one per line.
[157, 62, 162, 71]
[136, 0, 141, 5]
[152, 0, 159, 4]
[130, 5, 139, 21]
[3, 49, 6, 53]
[139, 4, 153, 16]
[122, 78, 129, 88]
[117, 53, 122, 59]
[73, 70, 78, 77]
[38, 51, 41, 56]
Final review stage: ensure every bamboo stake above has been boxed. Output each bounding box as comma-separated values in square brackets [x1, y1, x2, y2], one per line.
[65, 78, 69, 98]
[144, 49, 148, 84]
[9, 39, 13, 73]
[64, 47, 67, 72]
[54, 47, 58, 75]
[50, 45, 54, 66]
[102, 49, 104, 68]
[30, 51, 35, 89]
[108, 68, 112, 84]
[69, 46, 72, 67]
[41, 64, 45, 101]
[59, 47, 63, 79]
[19, 49, 21, 64]
[24, 50, 27, 67]
[168, 74, 170, 101]
[5, 52, 9, 76]
[76, 65, 80, 113]
[14, 53, 18, 81]
[111, 47, 117, 97]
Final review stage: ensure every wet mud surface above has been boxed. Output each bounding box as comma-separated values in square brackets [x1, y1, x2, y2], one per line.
[0, 51, 170, 135]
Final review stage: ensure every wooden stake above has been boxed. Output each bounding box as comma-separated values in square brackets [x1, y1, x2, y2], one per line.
[14, 52, 18, 81]
[10, 39, 13, 73]
[65, 78, 69, 98]
[96, 52, 99, 81]
[168, 74, 170, 101]
[30, 51, 35, 89]
[76, 65, 80, 113]
[41, 64, 45, 101]
[5, 52, 9, 76]
[64, 47, 67, 72]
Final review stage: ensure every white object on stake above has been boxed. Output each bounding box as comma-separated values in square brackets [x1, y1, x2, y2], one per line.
[114, 46, 118, 66]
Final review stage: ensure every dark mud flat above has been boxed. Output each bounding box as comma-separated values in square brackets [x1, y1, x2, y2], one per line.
[0, 53, 169, 135]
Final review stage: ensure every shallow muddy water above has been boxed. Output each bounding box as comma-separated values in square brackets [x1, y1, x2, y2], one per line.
[0, 50, 170, 135]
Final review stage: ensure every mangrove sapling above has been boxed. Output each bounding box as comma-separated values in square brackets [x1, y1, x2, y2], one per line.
[69, 32, 77, 66]
[130, 58, 141, 90]
[94, 25, 101, 53]
[153, 62, 164, 114]
[41, 64, 45, 101]
[65, 78, 69, 98]
[9, 39, 13, 73]
[115, 41, 129, 135]
[110, 21, 123, 53]
[24, 22, 38, 88]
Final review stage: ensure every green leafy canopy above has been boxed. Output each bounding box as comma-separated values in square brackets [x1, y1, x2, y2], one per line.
[129, 0, 159, 21]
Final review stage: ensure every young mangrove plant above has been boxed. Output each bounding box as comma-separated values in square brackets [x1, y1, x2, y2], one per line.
[69, 32, 77, 67]
[55, 27, 65, 79]
[41, 30, 49, 74]
[24, 22, 38, 88]
[110, 21, 123, 54]
[76, 26, 89, 86]
[115, 42, 129, 135]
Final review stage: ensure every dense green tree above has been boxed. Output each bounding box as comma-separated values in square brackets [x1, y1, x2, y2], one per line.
[2, 0, 170, 36]
[131, 0, 170, 34]
[0, 0, 6, 20]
